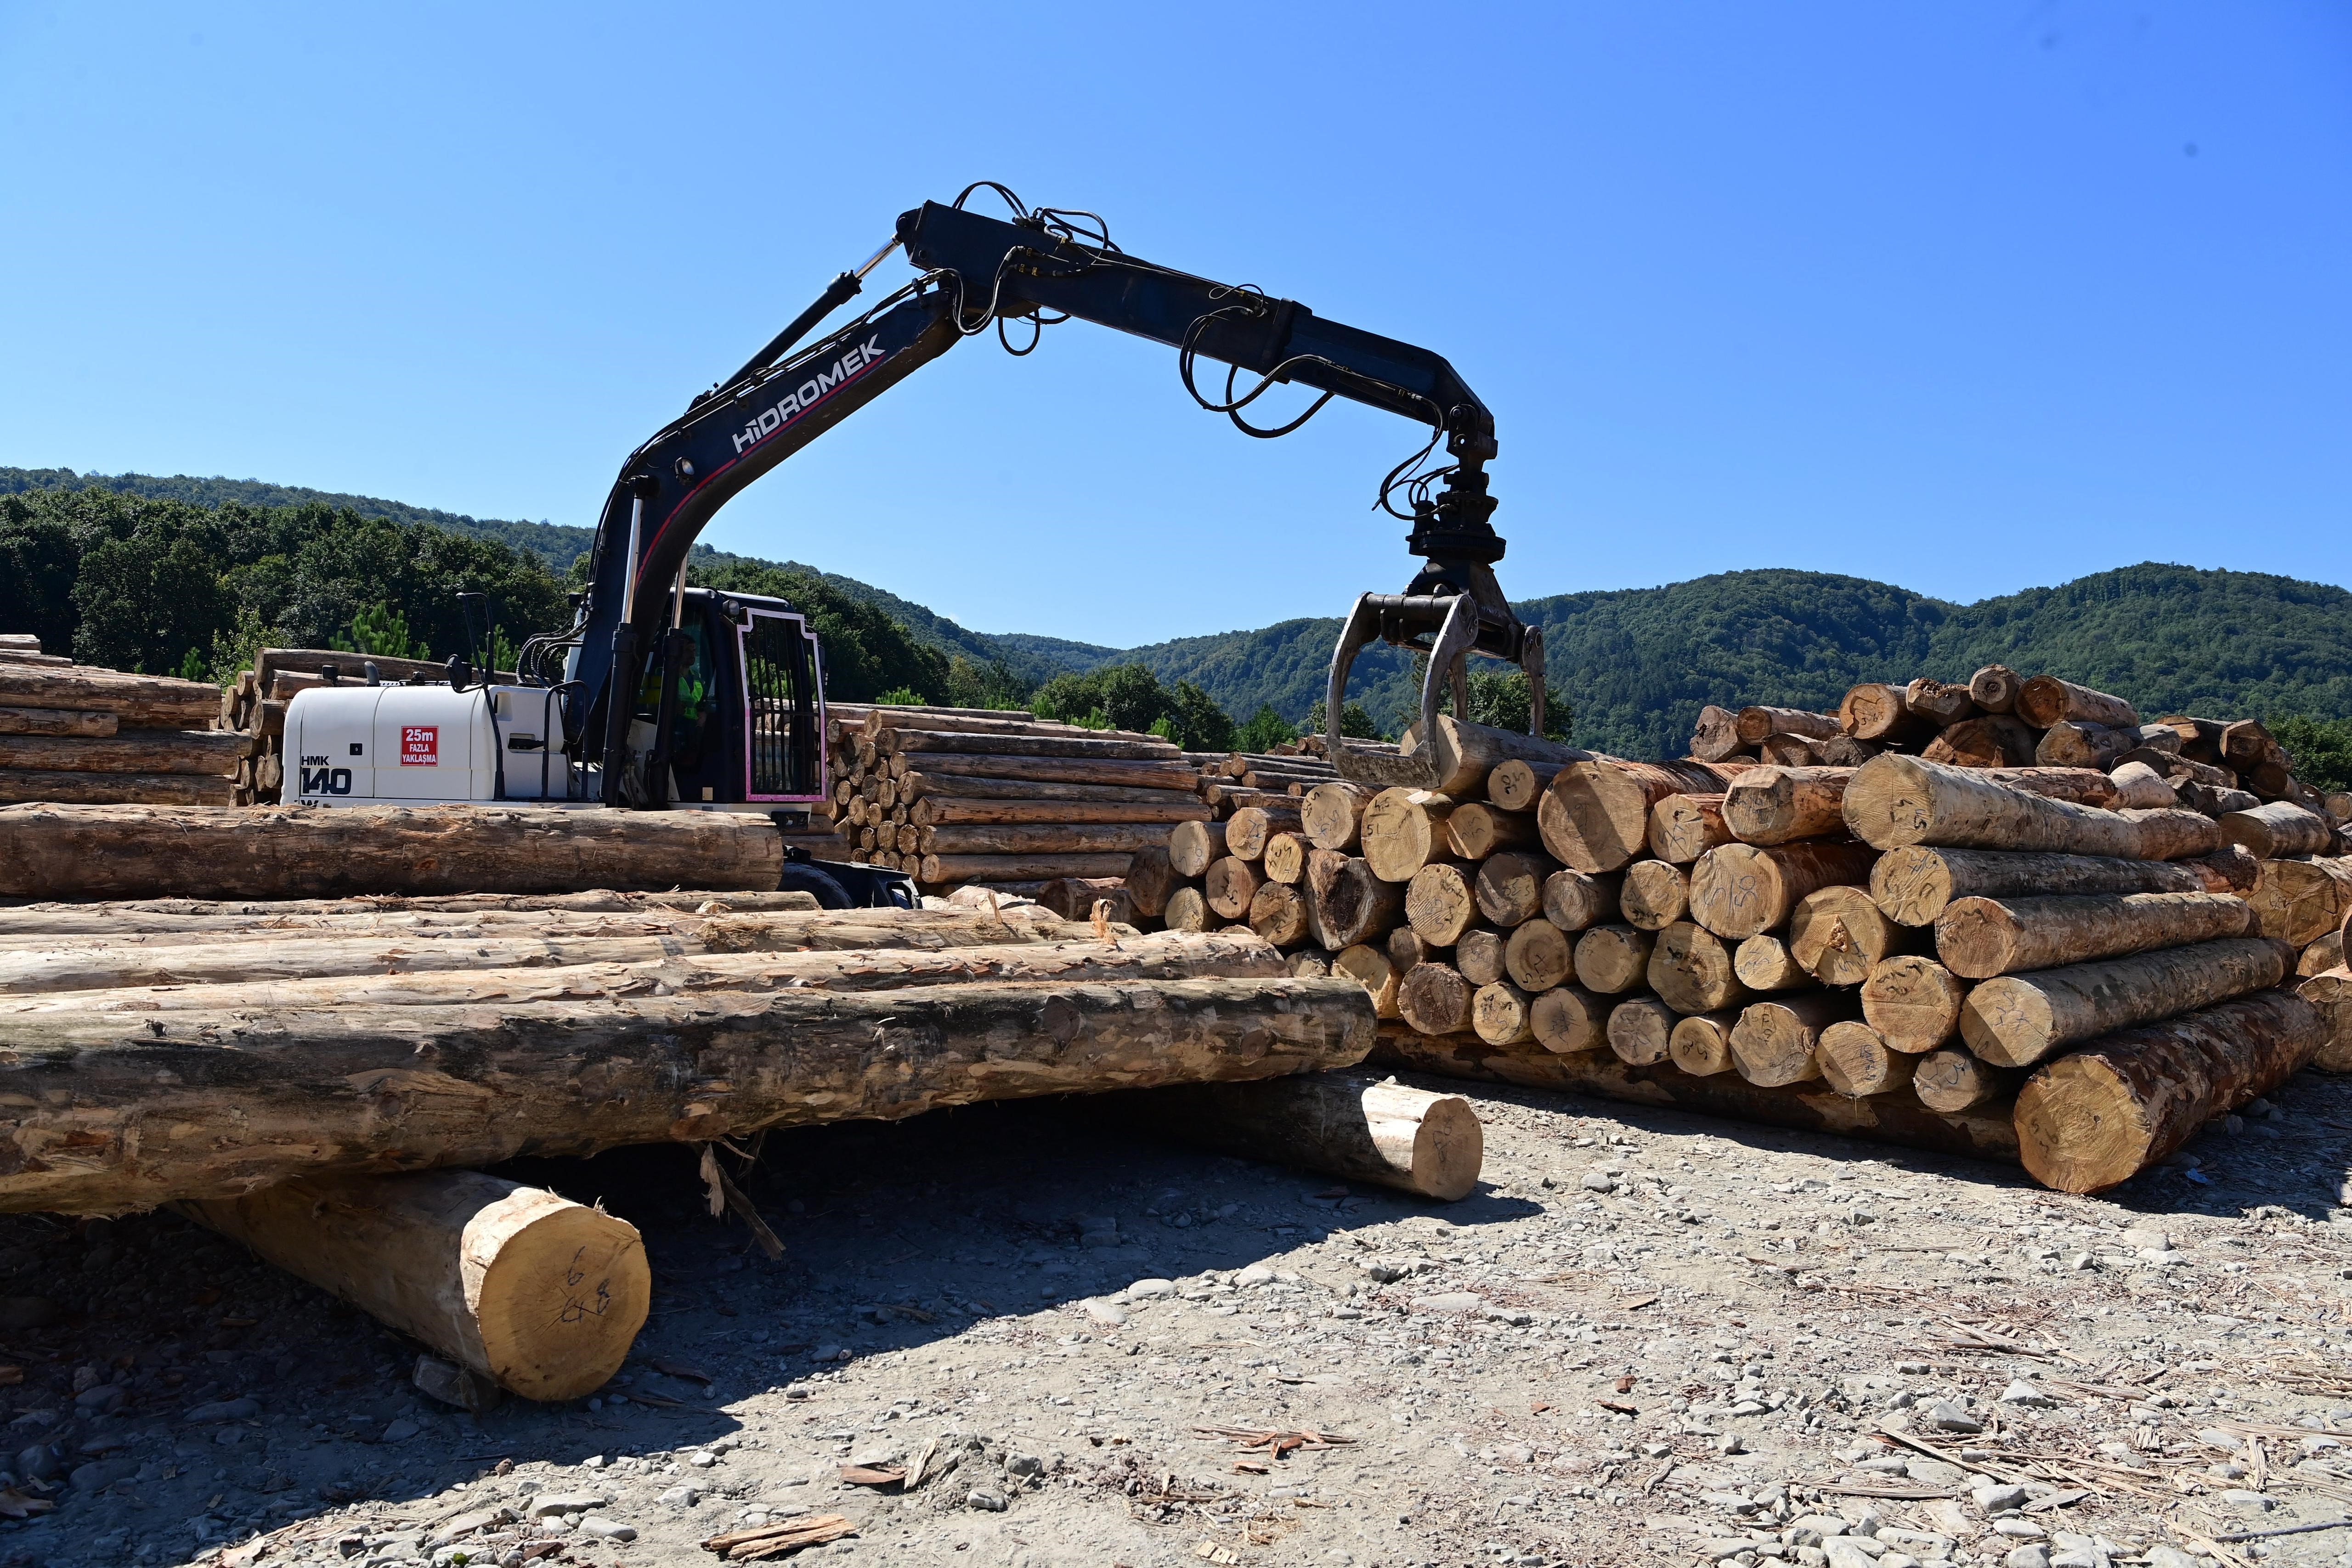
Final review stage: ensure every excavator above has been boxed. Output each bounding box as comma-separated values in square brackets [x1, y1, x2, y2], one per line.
[284, 185, 1544, 904]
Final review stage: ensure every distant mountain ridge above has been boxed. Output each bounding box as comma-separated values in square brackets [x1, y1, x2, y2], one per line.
[9, 468, 2347, 754]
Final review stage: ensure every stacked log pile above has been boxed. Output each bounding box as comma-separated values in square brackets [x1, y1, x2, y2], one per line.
[822, 704, 1204, 893]
[0, 635, 243, 806]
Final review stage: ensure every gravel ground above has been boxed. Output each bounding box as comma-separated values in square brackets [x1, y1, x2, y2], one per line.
[4, 1067, 2352, 1568]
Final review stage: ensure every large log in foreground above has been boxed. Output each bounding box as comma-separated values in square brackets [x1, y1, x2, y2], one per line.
[0, 975, 1376, 1213]
[2012, 989, 2325, 1194]
[1368, 1028, 2018, 1163]
[1120, 1074, 1484, 1200]
[0, 803, 789, 900]
[181, 1171, 649, 1400]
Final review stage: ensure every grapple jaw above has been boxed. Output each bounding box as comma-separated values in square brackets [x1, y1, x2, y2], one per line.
[1325, 560, 1544, 791]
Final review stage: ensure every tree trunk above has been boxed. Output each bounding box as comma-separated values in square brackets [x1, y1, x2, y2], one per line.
[1470, 979, 1536, 1045]
[919, 852, 1136, 886]
[1838, 683, 1934, 743]
[1619, 860, 1690, 931]
[917, 823, 1173, 856]
[1248, 881, 1312, 946]
[1539, 759, 1741, 874]
[1646, 920, 1750, 1014]
[1732, 935, 1813, 993]
[1125, 1075, 1484, 1201]
[181, 1171, 647, 1400]
[1934, 890, 2252, 979]
[1723, 766, 1855, 846]
[1504, 919, 1574, 991]
[1486, 761, 1569, 812]
[1222, 806, 1305, 863]
[1903, 679, 1978, 728]
[2013, 988, 2325, 1194]
[2297, 967, 2352, 1073]
[2300, 931, 2344, 979]
[1454, 928, 1510, 988]
[1386, 926, 1436, 973]
[1261, 832, 1307, 886]
[2033, 722, 2135, 770]
[1199, 782, 1294, 811]
[0, 803, 785, 900]
[0, 771, 240, 807]
[1398, 861, 1477, 946]
[1541, 868, 1621, 931]
[1841, 755, 2218, 858]
[2016, 676, 2138, 732]
[1300, 782, 1376, 852]
[1530, 986, 1608, 1054]
[1362, 789, 1457, 882]
[2107, 761, 2179, 810]
[1350, 716, 1592, 797]
[1204, 857, 1263, 920]
[1334, 944, 1401, 1019]
[1473, 850, 1560, 927]
[0, 667, 221, 728]
[1868, 843, 2246, 926]
[1968, 665, 2021, 714]
[899, 770, 1194, 806]
[1607, 996, 1678, 1066]
[1690, 706, 1745, 764]
[884, 751, 1200, 791]
[1788, 884, 1913, 987]
[909, 798, 1208, 827]
[0, 976, 1374, 1214]
[2220, 801, 2334, 859]
[1037, 879, 1135, 925]
[888, 729, 1181, 762]
[1923, 716, 2037, 769]
[1668, 1010, 1742, 1077]
[1399, 961, 1475, 1036]
[2247, 856, 2352, 947]
[1858, 954, 1966, 1052]
[1572, 925, 1654, 993]
[1370, 1027, 2019, 1163]
[1169, 820, 1227, 879]
[1817, 737, 1885, 768]
[1757, 736, 1821, 767]
[1649, 793, 1730, 864]
[1736, 707, 1839, 746]
[1817, 1022, 1918, 1099]
[1912, 1048, 2014, 1113]
[0, 707, 116, 738]
[700, 905, 1135, 952]
[1164, 886, 1213, 932]
[1306, 852, 1405, 949]
[1731, 992, 1857, 1086]
[1688, 841, 1881, 939]
[1121, 845, 1183, 918]
[1958, 935, 2294, 1067]
[1445, 803, 1539, 860]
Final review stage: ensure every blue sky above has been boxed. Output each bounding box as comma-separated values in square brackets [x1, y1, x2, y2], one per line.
[3, 3, 2346, 647]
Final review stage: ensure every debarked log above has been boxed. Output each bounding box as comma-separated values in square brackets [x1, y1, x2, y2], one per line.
[1119, 1074, 1483, 1201]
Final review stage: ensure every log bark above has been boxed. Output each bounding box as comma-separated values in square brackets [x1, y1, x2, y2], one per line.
[1399, 962, 1475, 1036]
[2015, 677, 2138, 732]
[2222, 719, 2281, 770]
[1486, 761, 1568, 813]
[1037, 879, 1134, 925]
[1922, 716, 2037, 769]
[1350, 716, 1591, 797]
[1687, 841, 1881, 940]
[1541, 868, 1620, 931]
[1362, 790, 1456, 883]
[2301, 931, 2344, 979]
[1731, 935, 1813, 993]
[1838, 684, 1934, 743]
[1261, 832, 1307, 886]
[1606, 996, 1678, 1066]
[1530, 986, 1609, 1054]
[1690, 706, 1746, 764]
[1204, 857, 1263, 920]
[1618, 859, 1690, 931]
[1445, 803, 1539, 860]
[1387, 928, 1438, 972]
[919, 853, 1135, 886]
[1934, 890, 2252, 979]
[1504, 919, 1574, 992]
[0, 803, 786, 900]
[1125, 1075, 1484, 1201]
[2248, 856, 2352, 948]
[1122, 845, 1183, 919]
[1815, 1021, 1916, 1099]
[1958, 935, 2293, 1068]
[882, 751, 1200, 791]
[1841, 755, 2218, 858]
[1758, 735, 1821, 767]
[1247, 881, 1312, 946]
[0, 975, 1374, 1213]
[917, 823, 1172, 856]
[2012, 988, 2325, 1193]
[1731, 992, 1856, 1086]
[0, 667, 220, 728]
[1222, 806, 1304, 863]
[0, 770, 239, 807]
[1817, 738, 1885, 768]
[181, 1171, 647, 1400]
[1306, 852, 1404, 950]
[1539, 759, 1740, 874]
[2221, 802, 2334, 859]
[909, 798, 1208, 827]
[1647, 920, 1751, 1014]
[1868, 843, 2248, 926]
[1736, 707, 1839, 746]
[1334, 944, 1401, 1019]
[1912, 1048, 2014, 1114]
[887, 729, 1181, 762]
[1370, 1028, 2019, 1163]
[2034, 722, 2135, 770]
[1164, 886, 1213, 932]
[1968, 665, 2021, 714]
[1903, 679, 1978, 728]
[1199, 782, 1293, 811]
[2297, 967, 2352, 1073]
[1471, 981, 1536, 1046]
[2106, 761, 2178, 810]
[1473, 850, 1560, 927]
[701, 906, 1128, 952]
[1668, 1010, 1741, 1077]
[1402, 861, 1481, 946]
[1648, 793, 1730, 864]
[1168, 820, 1228, 879]
[1572, 925, 1654, 993]
[1788, 884, 1912, 987]
[1300, 782, 1376, 852]
[1454, 928, 1510, 988]
[1723, 766, 1855, 846]
[0, 707, 115, 738]
[898, 771, 1192, 807]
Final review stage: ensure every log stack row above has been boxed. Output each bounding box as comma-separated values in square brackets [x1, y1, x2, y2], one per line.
[0, 634, 245, 806]
[822, 704, 1205, 894]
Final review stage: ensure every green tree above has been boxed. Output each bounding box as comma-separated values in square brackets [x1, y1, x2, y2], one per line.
[1304, 698, 1385, 739]
[2271, 716, 2352, 795]
[339, 600, 426, 660]
[940, 654, 1031, 711]
[70, 528, 229, 675]
[1235, 704, 1295, 753]
[1032, 664, 1238, 750]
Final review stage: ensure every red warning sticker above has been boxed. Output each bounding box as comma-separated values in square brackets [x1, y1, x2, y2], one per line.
[401, 725, 439, 766]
